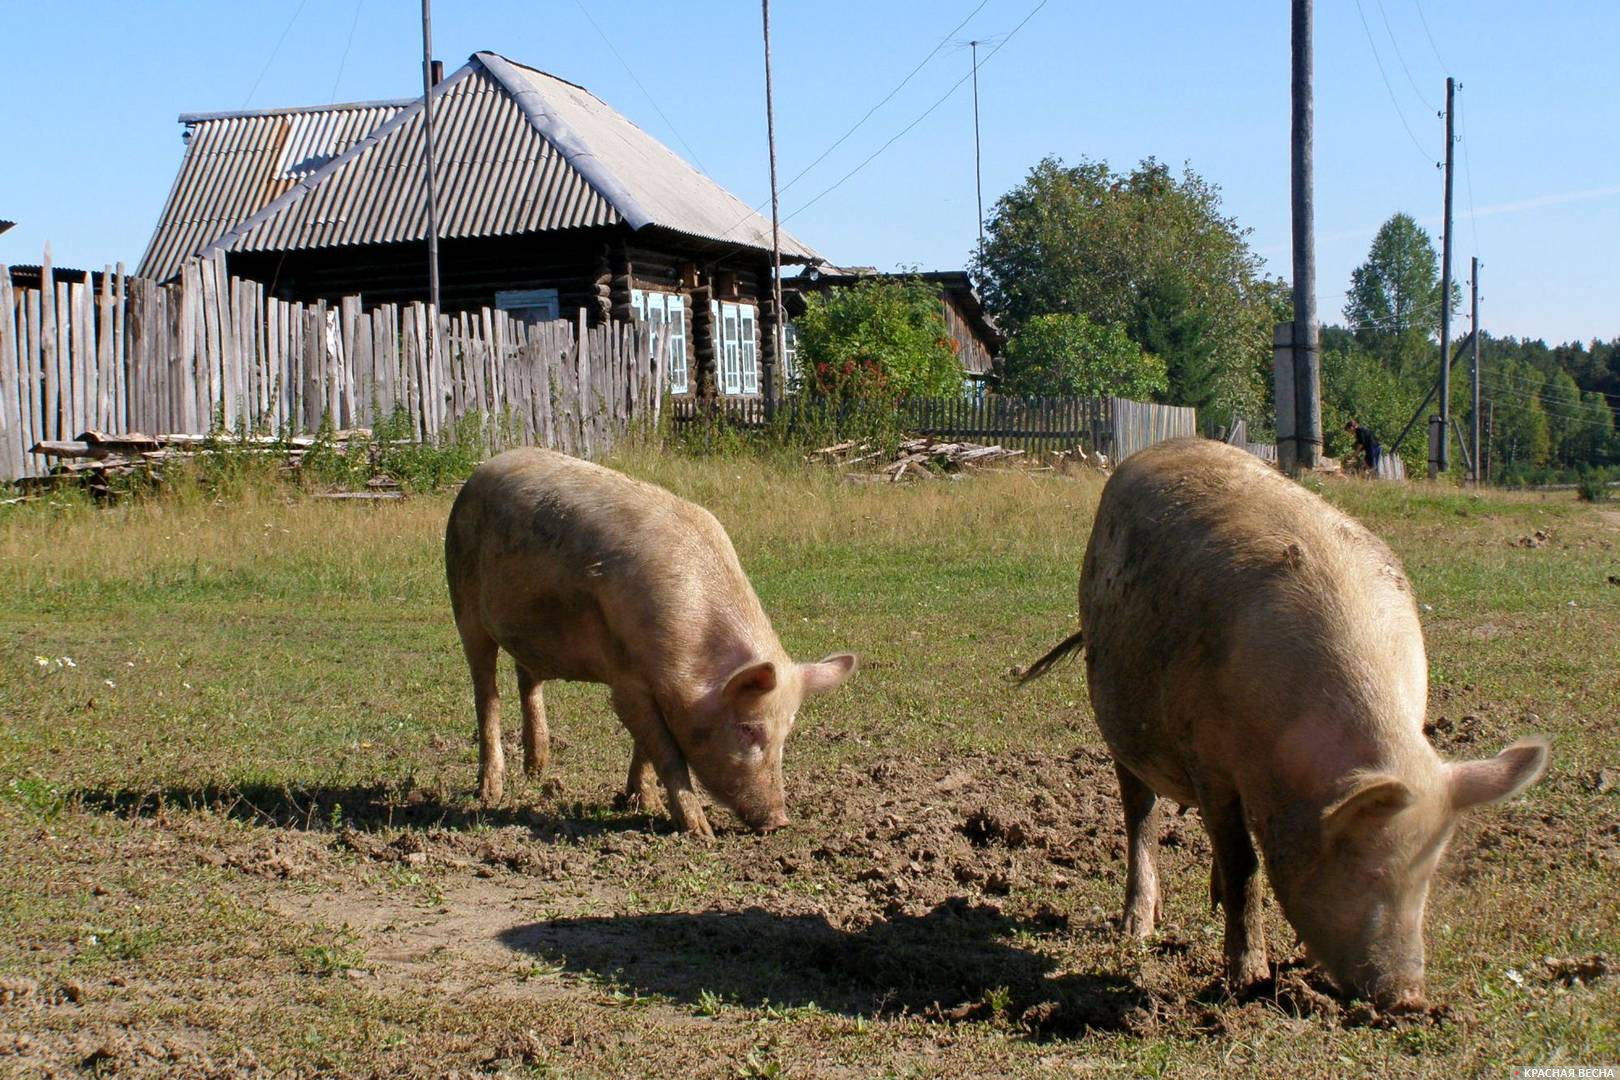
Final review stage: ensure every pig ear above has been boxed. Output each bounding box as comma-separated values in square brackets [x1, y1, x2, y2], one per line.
[1447, 737, 1550, 811]
[723, 660, 778, 703]
[1321, 774, 1415, 847]
[799, 653, 858, 697]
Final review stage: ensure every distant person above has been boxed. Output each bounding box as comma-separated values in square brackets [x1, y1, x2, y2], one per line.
[1344, 418, 1382, 474]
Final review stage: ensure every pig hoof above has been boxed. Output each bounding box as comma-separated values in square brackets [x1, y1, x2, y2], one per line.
[523, 759, 547, 780]
[479, 778, 505, 806]
[1121, 910, 1156, 938]
[677, 810, 715, 840]
[1227, 955, 1272, 996]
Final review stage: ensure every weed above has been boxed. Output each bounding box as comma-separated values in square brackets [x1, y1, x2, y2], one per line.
[299, 941, 366, 978]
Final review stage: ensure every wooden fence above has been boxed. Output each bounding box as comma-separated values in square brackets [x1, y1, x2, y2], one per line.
[669, 393, 1195, 460]
[0, 251, 660, 479]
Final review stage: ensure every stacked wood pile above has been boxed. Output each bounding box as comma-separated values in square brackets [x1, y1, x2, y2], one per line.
[14, 429, 401, 501]
[808, 437, 1029, 483]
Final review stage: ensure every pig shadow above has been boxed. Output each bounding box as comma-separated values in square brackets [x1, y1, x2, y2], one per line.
[73, 779, 655, 844]
[498, 897, 1148, 1037]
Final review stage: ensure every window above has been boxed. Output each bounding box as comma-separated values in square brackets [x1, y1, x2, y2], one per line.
[780, 323, 797, 388]
[631, 289, 688, 394]
[495, 288, 559, 325]
[710, 300, 758, 396]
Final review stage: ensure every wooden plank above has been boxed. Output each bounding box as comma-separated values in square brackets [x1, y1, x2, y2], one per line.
[0, 270, 20, 480]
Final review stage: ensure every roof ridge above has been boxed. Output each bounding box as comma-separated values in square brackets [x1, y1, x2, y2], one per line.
[471, 51, 652, 231]
[178, 98, 416, 124]
[197, 65, 476, 260]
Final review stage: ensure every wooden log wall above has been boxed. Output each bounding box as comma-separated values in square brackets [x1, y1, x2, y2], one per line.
[0, 250, 661, 481]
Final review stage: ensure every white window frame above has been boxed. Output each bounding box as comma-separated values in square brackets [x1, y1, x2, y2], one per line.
[711, 300, 757, 396]
[739, 305, 758, 395]
[494, 288, 560, 324]
[631, 289, 689, 394]
[780, 322, 797, 388]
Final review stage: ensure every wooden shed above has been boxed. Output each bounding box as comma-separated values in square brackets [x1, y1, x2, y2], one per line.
[138, 51, 821, 401]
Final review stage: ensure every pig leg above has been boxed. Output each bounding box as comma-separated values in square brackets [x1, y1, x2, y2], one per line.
[611, 688, 713, 838]
[624, 746, 667, 815]
[1115, 761, 1163, 936]
[455, 617, 505, 805]
[514, 664, 549, 779]
[1201, 792, 1270, 993]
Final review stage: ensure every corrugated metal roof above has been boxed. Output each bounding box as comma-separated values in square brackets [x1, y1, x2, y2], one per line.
[140, 51, 818, 281]
[137, 101, 406, 281]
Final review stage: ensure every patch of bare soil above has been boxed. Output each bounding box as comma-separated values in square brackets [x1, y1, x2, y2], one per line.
[50, 741, 1490, 1065]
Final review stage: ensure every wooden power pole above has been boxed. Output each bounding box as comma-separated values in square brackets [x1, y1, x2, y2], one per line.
[1282, 0, 1322, 473]
[420, 0, 441, 318]
[1432, 76, 1455, 479]
[971, 40, 985, 264]
[1469, 256, 1480, 482]
[761, 0, 783, 413]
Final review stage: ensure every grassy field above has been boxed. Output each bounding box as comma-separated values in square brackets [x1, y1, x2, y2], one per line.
[1, 450, 1616, 1077]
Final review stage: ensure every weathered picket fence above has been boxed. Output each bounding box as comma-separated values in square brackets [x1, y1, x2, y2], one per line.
[669, 392, 1196, 461]
[0, 250, 660, 480]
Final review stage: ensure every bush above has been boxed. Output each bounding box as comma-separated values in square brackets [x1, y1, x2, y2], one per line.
[793, 278, 963, 402]
[996, 313, 1167, 399]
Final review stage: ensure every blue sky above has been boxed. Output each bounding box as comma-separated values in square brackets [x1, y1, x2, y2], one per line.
[3, 1, 1615, 343]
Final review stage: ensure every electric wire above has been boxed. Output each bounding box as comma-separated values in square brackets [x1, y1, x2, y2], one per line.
[327, 0, 364, 104]
[1375, 0, 1435, 110]
[705, 0, 993, 246]
[241, 0, 313, 108]
[782, 0, 1048, 226]
[1352, 0, 1438, 164]
[1411, 0, 1451, 75]
[573, 0, 711, 177]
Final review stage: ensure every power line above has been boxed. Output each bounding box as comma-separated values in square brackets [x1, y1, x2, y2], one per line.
[1457, 89, 1481, 257]
[1375, 0, 1434, 109]
[1410, 0, 1451, 75]
[241, 0, 312, 108]
[1352, 0, 1437, 164]
[783, 0, 1048, 226]
[707, 0, 992, 246]
[779, 0, 990, 203]
[573, 0, 711, 177]
[327, 0, 365, 104]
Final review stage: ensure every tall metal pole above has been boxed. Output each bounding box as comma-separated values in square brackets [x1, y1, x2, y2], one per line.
[420, 0, 441, 318]
[1433, 76, 1455, 479]
[971, 40, 985, 264]
[762, 0, 783, 412]
[1470, 256, 1480, 483]
[1289, 0, 1321, 471]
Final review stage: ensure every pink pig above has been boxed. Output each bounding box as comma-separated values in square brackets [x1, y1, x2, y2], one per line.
[1024, 438, 1548, 1009]
[446, 449, 856, 837]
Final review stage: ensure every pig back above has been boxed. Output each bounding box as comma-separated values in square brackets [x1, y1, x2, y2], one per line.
[447, 449, 776, 685]
[1079, 439, 1425, 800]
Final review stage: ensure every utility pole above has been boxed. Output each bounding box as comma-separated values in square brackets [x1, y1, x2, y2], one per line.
[1281, 0, 1321, 473]
[420, 0, 441, 320]
[970, 40, 985, 265]
[1432, 76, 1455, 479]
[1469, 256, 1480, 483]
[761, 0, 783, 414]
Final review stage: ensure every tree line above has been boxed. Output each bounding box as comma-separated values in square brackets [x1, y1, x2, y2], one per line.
[788, 153, 1615, 482]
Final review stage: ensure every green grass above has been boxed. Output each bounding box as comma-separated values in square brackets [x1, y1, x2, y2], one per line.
[0, 452, 1616, 1076]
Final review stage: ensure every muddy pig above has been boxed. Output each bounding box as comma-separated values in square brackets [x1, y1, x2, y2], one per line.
[445, 448, 857, 837]
[1022, 437, 1548, 1010]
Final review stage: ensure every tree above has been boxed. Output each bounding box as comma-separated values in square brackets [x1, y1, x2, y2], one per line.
[792, 277, 962, 401]
[997, 313, 1168, 399]
[975, 156, 1277, 424]
[1343, 213, 1460, 378]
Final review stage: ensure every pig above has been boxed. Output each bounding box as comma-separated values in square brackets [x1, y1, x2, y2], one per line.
[1022, 437, 1548, 1010]
[444, 448, 857, 837]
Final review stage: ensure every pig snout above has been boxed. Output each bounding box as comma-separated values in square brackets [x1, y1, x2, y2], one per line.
[756, 807, 790, 833]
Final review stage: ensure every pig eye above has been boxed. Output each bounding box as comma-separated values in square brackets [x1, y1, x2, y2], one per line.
[734, 723, 768, 751]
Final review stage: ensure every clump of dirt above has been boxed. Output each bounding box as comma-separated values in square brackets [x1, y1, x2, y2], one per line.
[1514, 528, 1553, 548]
[1539, 953, 1611, 986]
